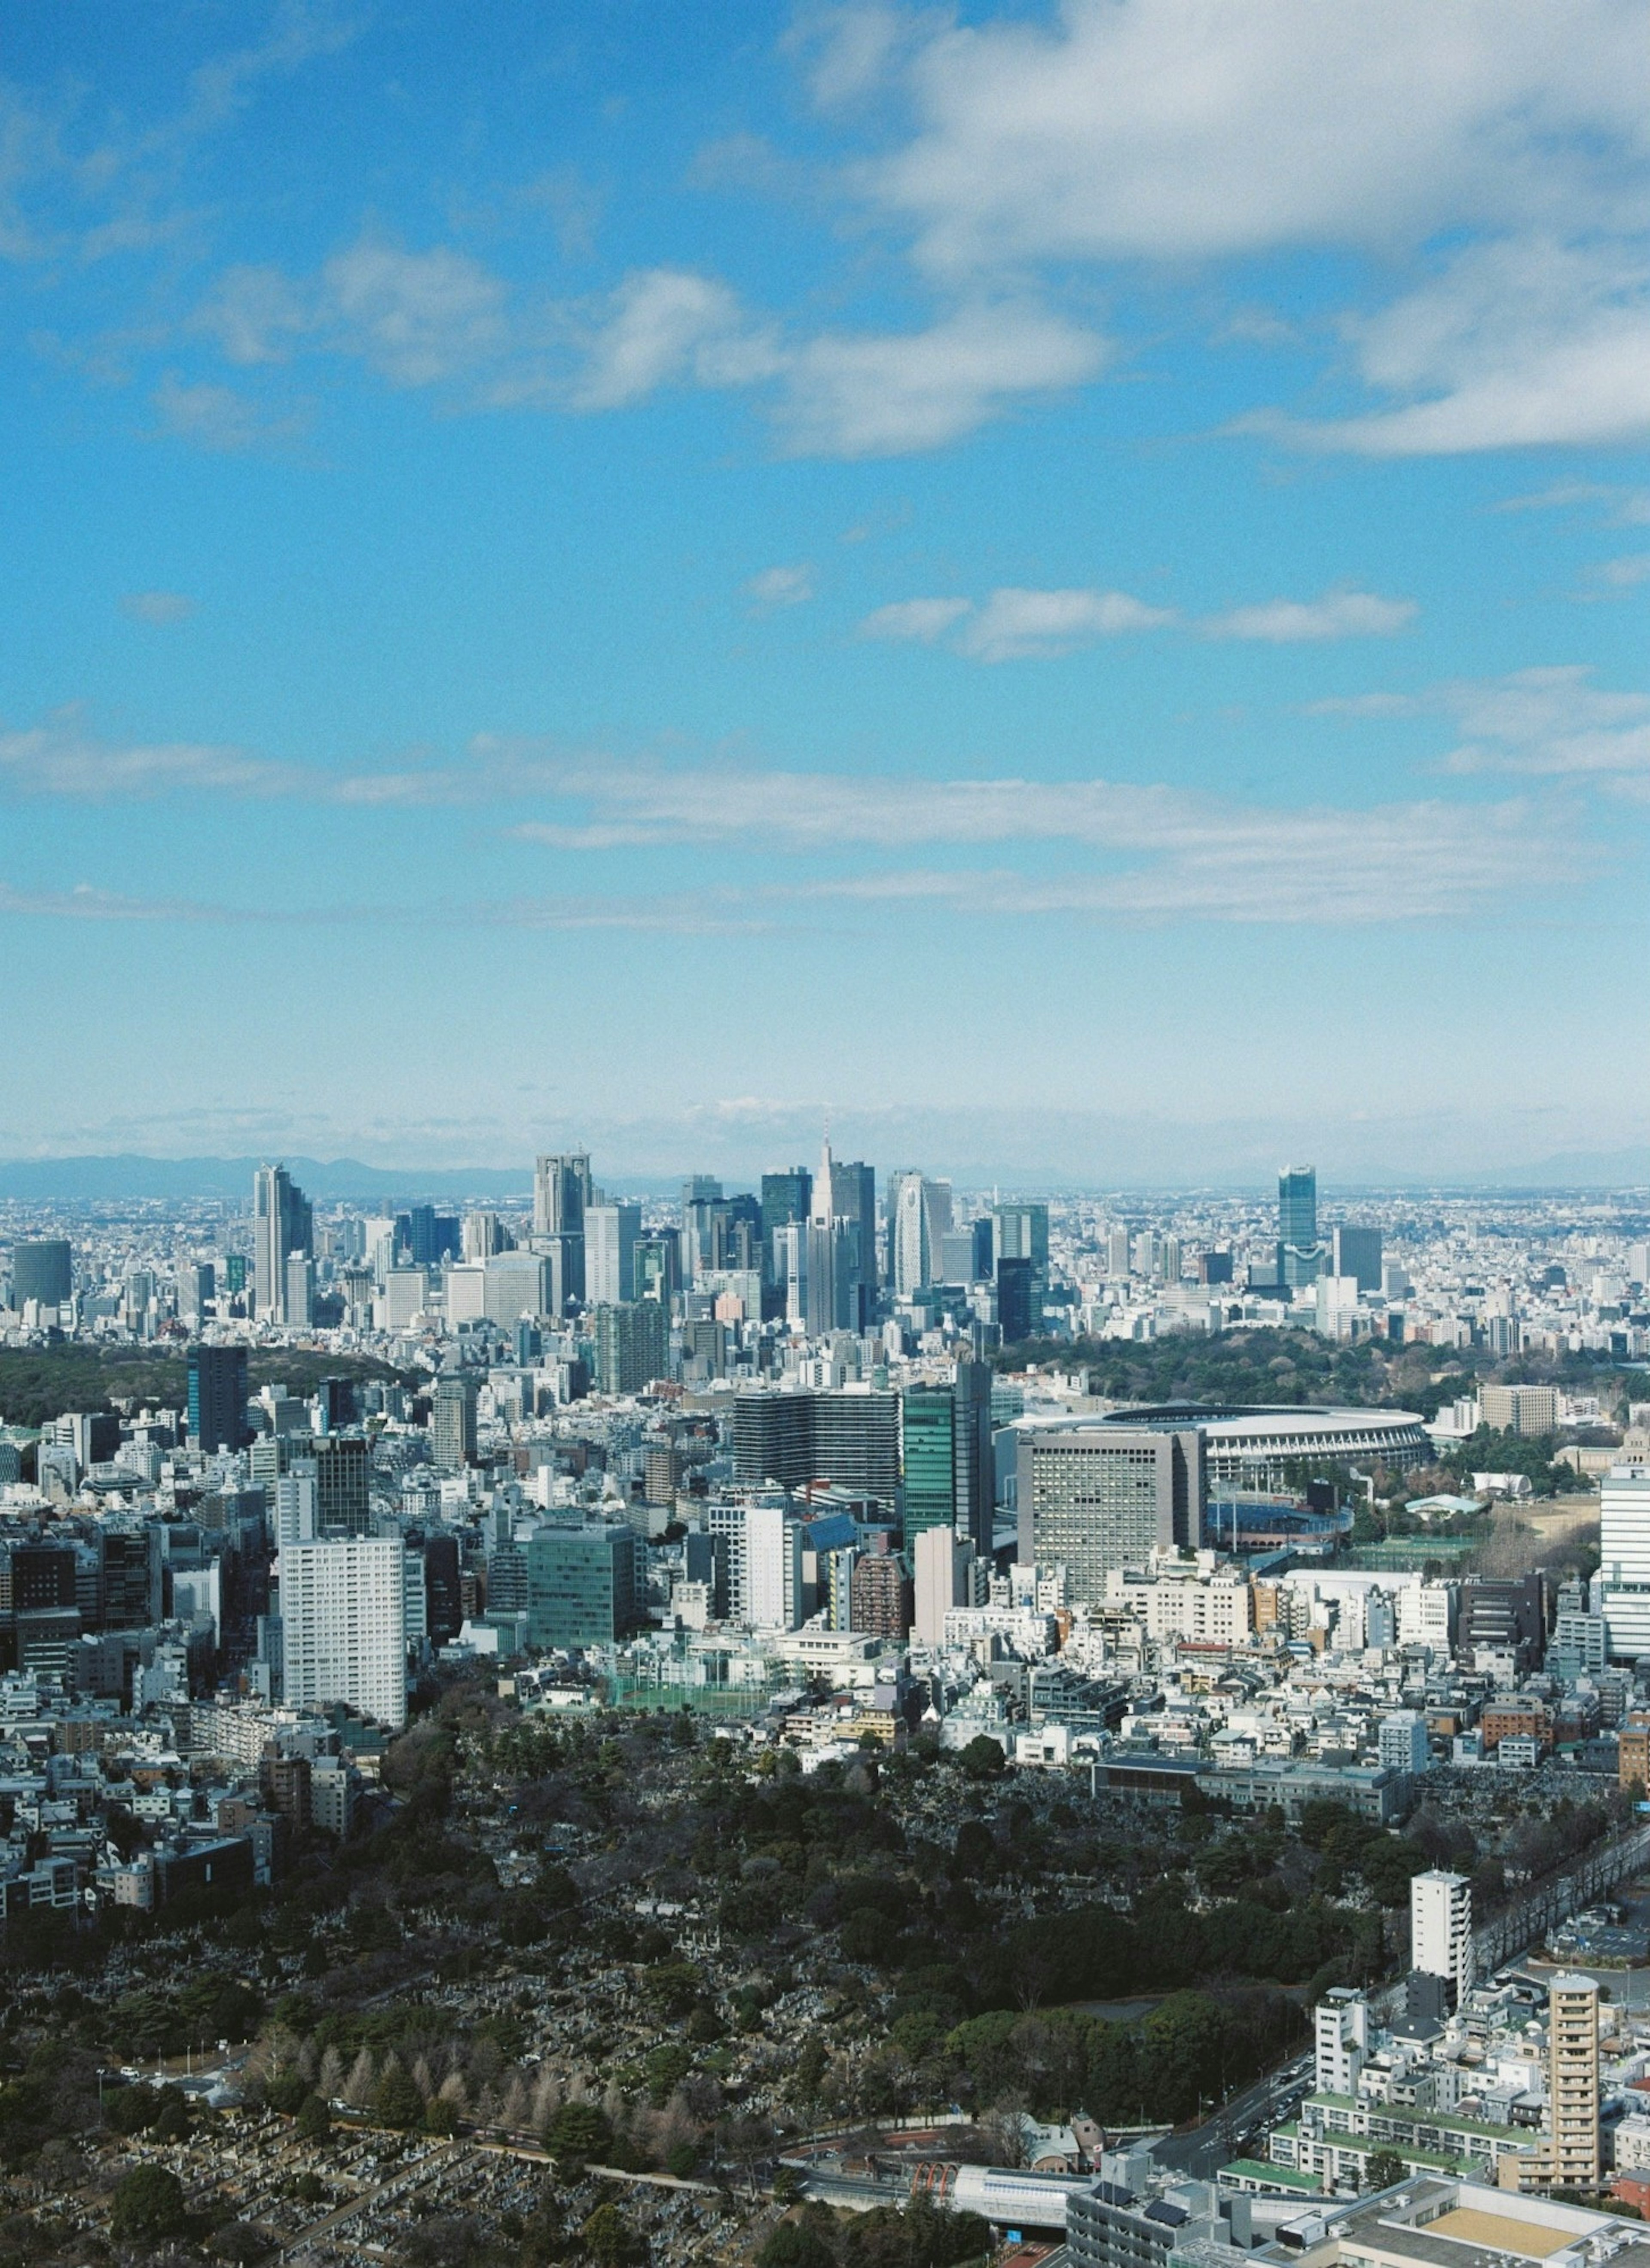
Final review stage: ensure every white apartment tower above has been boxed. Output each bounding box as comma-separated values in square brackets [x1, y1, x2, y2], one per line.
[1546, 1971, 1601, 2192]
[1314, 1989, 1369, 2098]
[1410, 1870, 1473, 2007]
[281, 1537, 407, 1730]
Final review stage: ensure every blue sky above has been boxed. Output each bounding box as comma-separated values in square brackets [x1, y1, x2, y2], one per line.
[3, 0, 1649, 1181]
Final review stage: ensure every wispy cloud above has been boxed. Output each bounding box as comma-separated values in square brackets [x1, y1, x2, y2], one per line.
[151, 374, 308, 453]
[744, 563, 815, 612]
[856, 583, 1414, 659]
[0, 711, 302, 797]
[119, 590, 195, 626]
[1315, 664, 1650, 785]
[1202, 590, 1417, 641]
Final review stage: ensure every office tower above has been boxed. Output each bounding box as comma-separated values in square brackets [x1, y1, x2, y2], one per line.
[1410, 1871, 1473, 2008]
[407, 1205, 439, 1267]
[849, 1546, 911, 1639]
[177, 1262, 215, 1322]
[634, 1231, 680, 1305]
[525, 1523, 642, 1649]
[1159, 1234, 1182, 1284]
[992, 1201, 1049, 1294]
[890, 1172, 952, 1297]
[913, 1523, 977, 1647]
[744, 1502, 804, 1631]
[285, 1253, 315, 1328]
[1332, 1224, 1383, 1294]
[1198, 1249, 1234, 1285]
[1479, 1383, 1559, 1436]
[996, 1255, 1035, 1342]
[99, 1524, 163, 1629]
[587, 1202, 641, 1305]
[1378, 1711, 1429, 1775]
[317, 1376, 355, 1431]
[431, 1375, 478, 1471]
[463, 1209, 510, 1261]
[483, 1251, 553, 1327]
[1277, 1163, 1322, 1288]
[831, 1160, 877, 1322]
[422, 1534, 462, 1645]
[903, 1386, 958, 1542]
[939, 1230, 978, 1283]
[10, 1238, 72, 1310]
[1314, 1989, 1369, 2097]
[1105, 1224, 1131, 1278]
[591, 1300, 669, 1395]
[1546, 1973, 1601, 2189]
[313, 1436, 371, 1534]
[281, 1537, 407, 1729]
[187, 1344, 248, 1452]
[683, 1175, 722, 1209]
[254, 1164, 312, 1321]
[761, 1169, 812, 1252]
[1018, 1424, 1203, 1604]
[732, 1388, 901, 1505]
[223, 1252, 248, 1296]
[275, 1468, 318, 1545]
[533, 1152, 591, 1236]
[1598, 1465, 1650, 1658]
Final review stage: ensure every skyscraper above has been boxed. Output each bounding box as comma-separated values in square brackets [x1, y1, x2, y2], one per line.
[996, 1255, 1036, 1343]
[187, 1344, 248, 1452]
[254, 1164, 313, 1322]
[1018, 1423, 1203, 1604]
[1277, 1164, 1322, 1288]
[1409, 1870, 1473, 2007]
[281, 1536, 407, 1729]
[591, 1300, 668, 1395]
[431, 1375, 478, 1472]
[1332, 1224, 1383, 1294]
[533, 1153, 592, 1300]
[525, 1523, 643, 1649]
[586, 1202, 642, 1305]
[1545, 1972, 1601, 2191]
[11, 1239, 72, 1310]
[890, 1172, 952, 1297]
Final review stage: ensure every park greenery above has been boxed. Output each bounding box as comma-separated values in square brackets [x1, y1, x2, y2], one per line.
[0, 1345, 408, 1433]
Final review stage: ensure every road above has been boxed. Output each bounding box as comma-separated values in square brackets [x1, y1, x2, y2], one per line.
[1152, 2051, 1313, 2181]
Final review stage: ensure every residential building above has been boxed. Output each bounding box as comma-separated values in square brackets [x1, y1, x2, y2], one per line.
[431, 1375, 478, 1472]
[586, 1201, 641, 1305]
[280, 1537, 407, 1730]
[1410, 1870, 1472, 2007]
[591, 1300, 668, 1395]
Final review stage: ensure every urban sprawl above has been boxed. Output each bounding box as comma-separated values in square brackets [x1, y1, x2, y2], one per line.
[7, 1154, 1650, 2268]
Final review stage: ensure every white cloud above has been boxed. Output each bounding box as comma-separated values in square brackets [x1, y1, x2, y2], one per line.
[1321, 664, 1650, 784]
[1597, 554, 1650, 588]
[568, 267, 780, 410]
[744, 563, 816, 611]
[0, 711, 299, 797]
[856, 582, 1410, 657]
[957, 586, 1174, 661]
[857, 596, 972, 643]
[1204, 589, 1417, 641]
[864, 0, 1650, 275]
[780, 300, 1106, 455]
[1257, 237, 1650, 456]
[512, 758, 1578, 922]
[323, 239, 508, 387]
[119, 591, 195, 626]
[151, 374, 306, 453]
[192, 263, 315, 364]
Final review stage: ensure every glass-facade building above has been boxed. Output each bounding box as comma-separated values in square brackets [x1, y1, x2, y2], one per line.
[526, 1524, 642, 1651]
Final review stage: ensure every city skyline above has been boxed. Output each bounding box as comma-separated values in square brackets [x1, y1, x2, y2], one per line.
[3, 4, 1648, 1166]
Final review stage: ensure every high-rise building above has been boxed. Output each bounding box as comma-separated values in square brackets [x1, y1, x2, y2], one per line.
[313, 1436, 372, 1534]
[422, 1534, 462, 1646]
[1546, 1972, 1601, 2190]
[591, 1300, 669, 1395]
[996, 1255, 1036, 1343]
[744, 1501, 804, 1631]
[912, 1523, 979, 1648]
[849, 1545, 911, 1639]
[1410, 1870, 1472, 2008]
[99, 1523, 163, 1629]
[254, 1165, 313, 1322]
[1598, 1465, 1650, 1659]
[1480, 1382, 1559, 1436]
[992, 1201, 1049, 1293]
[889, 1173, 952, 1297]
[285, 1252, 315, 1328]
[177, 1262, 216, 1322]
[901, 1361, 993, 1555]
[732, 1389, 901, 1505]
[1314, 1989, 1369, 2097]
[187, 1344, 248, 1452]
[1277, 1164, 1322, 1289]
[281, 1536, 407, 1729]
[587, 1202, 642, 1305]
[635, 1232, 680, 1306]
[1332, 1225, 1384, 1294]
[431, 1375, 478, 1471]
[1018, 1424, 1203, 1604]
[1105, 1224, 1131, 1278]
[482, 1252, 552, 1328]
[525, 1523, 642, 1649]
[533, 1153, 592, 1300]
[1378, 1710, 1429, 1775]
[10, 1238, 72, 1310]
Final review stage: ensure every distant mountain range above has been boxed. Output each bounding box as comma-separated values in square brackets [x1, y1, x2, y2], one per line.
[1, 1144, 1649, 1201]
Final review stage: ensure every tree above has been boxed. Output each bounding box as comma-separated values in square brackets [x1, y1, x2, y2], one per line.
[1366, 2150, 1406, 2192]
[296, 2093, 333, 2143]
[757, 2221, 837, 2268]
[580, 2202, 640, 2268]
[957, 1735, 1006, 1781]
[546, 2098, 612, 2170]
[150, 2084, 192, 2142]
[110, 2164, 189, 2244]
[373, 2063, 428, 2130]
